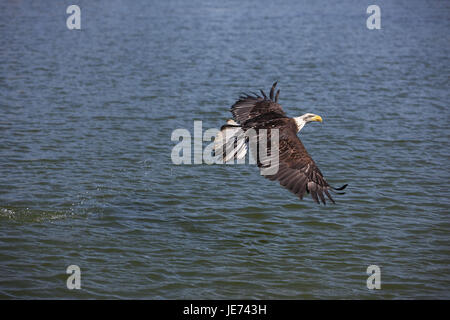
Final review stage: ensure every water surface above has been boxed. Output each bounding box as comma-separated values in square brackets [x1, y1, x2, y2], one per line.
[0, 0, 449, 299]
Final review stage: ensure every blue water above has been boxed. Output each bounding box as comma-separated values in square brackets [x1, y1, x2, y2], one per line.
[0, 0, 449, 299]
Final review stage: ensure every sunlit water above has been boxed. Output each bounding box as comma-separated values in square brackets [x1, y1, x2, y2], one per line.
[0, 0, 449, 299]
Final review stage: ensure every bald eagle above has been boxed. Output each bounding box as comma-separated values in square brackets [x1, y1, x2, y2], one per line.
[214, 82, 347, 205]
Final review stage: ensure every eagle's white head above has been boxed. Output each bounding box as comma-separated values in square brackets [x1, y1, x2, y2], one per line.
[293, 113, 323, 132]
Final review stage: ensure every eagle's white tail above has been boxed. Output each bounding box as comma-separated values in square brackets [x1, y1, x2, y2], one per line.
[214, 119, 248, 162]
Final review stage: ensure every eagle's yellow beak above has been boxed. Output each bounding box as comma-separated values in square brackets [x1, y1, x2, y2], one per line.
[311, 115, 323, 123]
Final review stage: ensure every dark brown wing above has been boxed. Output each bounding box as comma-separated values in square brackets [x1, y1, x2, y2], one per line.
[262, 123, 340, 205]
[231, 82, 286, 125]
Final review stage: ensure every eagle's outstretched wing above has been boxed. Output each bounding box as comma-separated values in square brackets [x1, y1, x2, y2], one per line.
[262, 125, 347, 205]
[231, 82, 286, 124]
